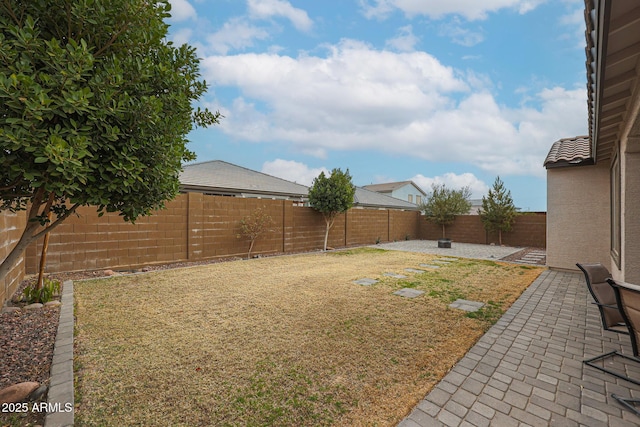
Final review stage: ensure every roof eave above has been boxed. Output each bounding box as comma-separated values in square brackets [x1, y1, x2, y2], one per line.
[179, 184, 308, 199]
[591, 0, 612, 164]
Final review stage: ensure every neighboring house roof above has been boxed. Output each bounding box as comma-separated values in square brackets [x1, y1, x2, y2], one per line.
[362, 181, 427, 196]
[585, 0, 640, 163]
[180, 160, 418, 210]
[180, 160, 309, 199]
[544, 136, 593, 168]
[354, 187, 419, 210]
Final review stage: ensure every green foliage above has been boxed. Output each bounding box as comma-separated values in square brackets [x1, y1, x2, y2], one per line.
[0, 0, 220, 282]
[308, 168, 356, 250]
[465, 301, 504, 326]
[237, 206, 278, 259]
[479, 176, 518, 245]
[23, 278, 60, 304]
[418, 184, 471, 238]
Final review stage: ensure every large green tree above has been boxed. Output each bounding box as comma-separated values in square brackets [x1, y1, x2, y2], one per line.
[419, 183, 471, 239]
[308, 168, 356, 251]
[479, 176, 518, 245]
[0, 0, 220, 282]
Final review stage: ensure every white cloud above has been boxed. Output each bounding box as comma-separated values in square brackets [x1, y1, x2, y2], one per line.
[170, 28, 193, 46]
[411, 173, 490, 199]
[385, 25, 419, 52]
[206, 17, 270, 54]
[261, 159, 328, 185]
[438, 19, 484, 46]
[559, 6, 587, 48]
[202, 41, 587, 178]
[360, 0, 547, 21]
[248, 0, 313, 32]
[168, 0, 197, 21]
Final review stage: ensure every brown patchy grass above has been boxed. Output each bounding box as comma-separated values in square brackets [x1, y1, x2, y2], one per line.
[73, 248, 543, 426]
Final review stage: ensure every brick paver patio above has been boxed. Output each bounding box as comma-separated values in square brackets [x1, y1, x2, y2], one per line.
[399, 269, 640, 426]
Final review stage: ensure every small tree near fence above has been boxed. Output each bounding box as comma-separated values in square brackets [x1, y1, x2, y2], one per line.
[479, 176, 518, 245]
[308, 168, 356, 251]
[237, 206, 278, 259]
[419, 183, 471, 239]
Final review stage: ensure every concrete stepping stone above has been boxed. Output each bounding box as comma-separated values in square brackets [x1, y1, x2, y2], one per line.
[437, 257, 459, 262]
[419, 264, 440, 269]
[432, 260, 451, 264]
[449, 299, 485, 312]
[353, 278, 378, 286]
[384, 273, 407, 278]
[404, 268, 426, 273]
[393, 288, 425, 298]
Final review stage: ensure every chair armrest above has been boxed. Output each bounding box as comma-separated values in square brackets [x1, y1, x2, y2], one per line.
[591, 302, 620, 310]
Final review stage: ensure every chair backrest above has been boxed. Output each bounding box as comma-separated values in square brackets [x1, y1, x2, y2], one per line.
[577, 263, 626, 332]
[609, 279, 640, 357]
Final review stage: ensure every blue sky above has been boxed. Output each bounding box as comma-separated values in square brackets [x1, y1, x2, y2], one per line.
[167, 0, 587, 211]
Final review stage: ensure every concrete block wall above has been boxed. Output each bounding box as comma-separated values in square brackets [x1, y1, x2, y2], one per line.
[0, 210, 26, 306]
[419, 214, 546, 248]
[346, 209, 390, 246]
[12, 194, 547, 277]
[25, 197, 189, 274]
[389, 210, 421, 242]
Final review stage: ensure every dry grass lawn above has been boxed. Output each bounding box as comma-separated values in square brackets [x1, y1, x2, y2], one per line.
[73, 248, 543, 426]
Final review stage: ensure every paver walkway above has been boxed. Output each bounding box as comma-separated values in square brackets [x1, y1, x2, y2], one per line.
[398, 270, 640, 426]
[373, 241, 639, 426]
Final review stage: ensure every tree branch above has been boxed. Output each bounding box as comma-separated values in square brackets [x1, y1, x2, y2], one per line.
[2, 0, 20, 25]
[0, 176, 24, 191]
[94, 25, 128, 57]
[31, 203, 80, 241]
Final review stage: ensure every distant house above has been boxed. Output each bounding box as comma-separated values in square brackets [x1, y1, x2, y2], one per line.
[353, 187, 419, 210]
[545, 0, 640, 284]
[179, 160, 309, 203]
[180, 160, 418, 211]
[363, 181, 426, 205]
[468, 199, 483, 215]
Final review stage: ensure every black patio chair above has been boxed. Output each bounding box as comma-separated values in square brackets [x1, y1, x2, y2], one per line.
[576, 263, 639, 385]
[608, 278, 640, 416]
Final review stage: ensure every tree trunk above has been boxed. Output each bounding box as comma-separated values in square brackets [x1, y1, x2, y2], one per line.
[0, 199, 79, 286]
[323, 222, 330, 251]
[0, 220, 40, 286]
[247, 239, 255, 260]
[36, 212, 53, 290]
[498, 229, 503, 246]
[442, 223, 446, 239]
[322, 214, 335, 251]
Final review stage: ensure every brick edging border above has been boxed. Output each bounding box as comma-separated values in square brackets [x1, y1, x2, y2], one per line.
[45, 280, 74, 427]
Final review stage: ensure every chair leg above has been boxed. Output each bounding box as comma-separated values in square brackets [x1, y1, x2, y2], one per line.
[612, 394, 640, 416]
[583, 350, 640, 386]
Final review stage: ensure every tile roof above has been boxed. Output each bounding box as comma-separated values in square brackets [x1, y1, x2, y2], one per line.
[179, 160, 309, 198]
[544, 136, 593, 169]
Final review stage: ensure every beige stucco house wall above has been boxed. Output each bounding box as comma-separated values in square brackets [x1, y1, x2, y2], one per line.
[615, 73, 640, 283]
[546, 164, 610, 271]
